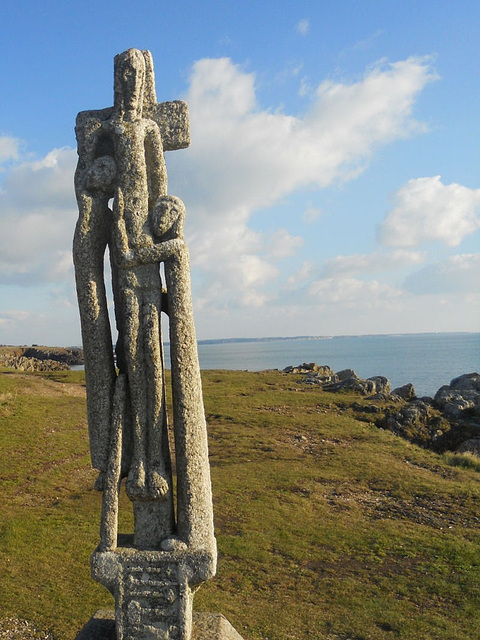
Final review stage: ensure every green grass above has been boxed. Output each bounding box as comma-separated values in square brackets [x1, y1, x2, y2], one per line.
[0, 368, 479, 639]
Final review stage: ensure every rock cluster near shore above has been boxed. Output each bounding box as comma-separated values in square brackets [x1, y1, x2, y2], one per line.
[0, 346, 83, 372]
[283, 363, 480, 454]
[0, 354, 70, 372]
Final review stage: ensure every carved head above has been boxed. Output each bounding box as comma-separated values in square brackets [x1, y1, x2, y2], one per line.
[151, 196, 185, 240]
[114, 49, 146, 119]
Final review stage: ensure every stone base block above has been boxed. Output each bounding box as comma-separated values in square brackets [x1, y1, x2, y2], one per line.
[74, 611, 115, 640]
[75, 610, 245, 640]
[192, 612, 245, 639]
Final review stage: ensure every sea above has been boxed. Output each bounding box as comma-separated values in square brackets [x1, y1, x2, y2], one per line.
[164, 332, 480, 398]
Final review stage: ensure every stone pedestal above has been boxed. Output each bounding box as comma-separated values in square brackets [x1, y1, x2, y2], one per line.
[75, 610, 245, 640]
[89, 546, 232, 640]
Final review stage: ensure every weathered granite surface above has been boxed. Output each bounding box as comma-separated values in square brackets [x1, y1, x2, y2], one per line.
[73, 49, 242, 640]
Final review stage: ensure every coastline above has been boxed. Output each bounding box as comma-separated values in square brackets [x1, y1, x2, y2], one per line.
[196, 330, 478, 346]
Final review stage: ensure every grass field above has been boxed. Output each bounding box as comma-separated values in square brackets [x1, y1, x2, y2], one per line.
[0, 367, 479, 639]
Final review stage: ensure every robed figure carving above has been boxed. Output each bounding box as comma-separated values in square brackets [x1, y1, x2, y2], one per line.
[73, 49, 216, 562]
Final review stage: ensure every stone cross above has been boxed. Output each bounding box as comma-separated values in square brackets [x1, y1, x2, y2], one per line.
[73, 49, 244, 640]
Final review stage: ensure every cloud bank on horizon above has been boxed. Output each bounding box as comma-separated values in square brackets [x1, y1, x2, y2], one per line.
[0, 46, 478, 343]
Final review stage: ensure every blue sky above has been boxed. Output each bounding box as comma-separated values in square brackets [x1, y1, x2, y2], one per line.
[0, 0, 479, 345]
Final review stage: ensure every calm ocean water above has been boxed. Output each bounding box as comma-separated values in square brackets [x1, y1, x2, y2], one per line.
[164, 333, 479, 398]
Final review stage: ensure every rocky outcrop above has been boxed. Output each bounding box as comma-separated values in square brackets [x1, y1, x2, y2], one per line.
[0, 354, 70, 372]
[379, 400, 451, 451]
[392, 383, 416, 400]
[431, 373, 480, 450]
[22, 346, 83, 365]
[376, 373, 480, 452]
[283, 363, 392, 396]
[0, 346, 83, 370]
[283, 363, 336, 383]
[433, 373, 480, 420]
[323, 371, 376, 395]
[283, 362, 480, 454]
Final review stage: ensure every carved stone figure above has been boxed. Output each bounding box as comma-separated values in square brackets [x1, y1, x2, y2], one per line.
[74, 49, 243, 640]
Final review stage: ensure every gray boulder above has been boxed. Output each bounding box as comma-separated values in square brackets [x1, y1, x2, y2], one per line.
[434, 373, 480, 420]
[379, 399, 450, 450]
[392, 383, 416, 400]
[283, 363, 337, 385]
[450, 372, 480, 392]
[323, 369, 377, 395]
[284, 364, 393, 397]
[379, 373, 480, 452]
[337, 368, 358, 381]
[368, 376, 391, 394]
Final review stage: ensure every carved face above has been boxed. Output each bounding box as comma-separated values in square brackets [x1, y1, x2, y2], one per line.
[114, 49, 145, 118]
[151, 196, 185, 240]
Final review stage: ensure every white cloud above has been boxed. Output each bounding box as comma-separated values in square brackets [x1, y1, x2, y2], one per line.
[309, 277, 402, 306]
[0, 304, 80, 346]
[193, 247, 278, 311]
[0, 309, 32, 328]
[296, 19, 310, 36]
[305, 57, 436, 169]
[188, 222, 278, 310]
[379, 176, 480, 247]
[286, 261, 316, 289]
[267, 229, 303, 258]
[193, 291, 479, 339]
[0, 56, 440, 337]
[298, 77, 312, 97]
[323, 249, 425, 277]
[0, 147, 77, 284]
[167, 55, 437, 310]
[177, 55, 436, 205]
[0, 136, 20, 168]
[404, 253, 480, 294]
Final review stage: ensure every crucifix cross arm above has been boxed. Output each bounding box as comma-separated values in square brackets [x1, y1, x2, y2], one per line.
[75, 98, 190, 159]
[151, 100, 190, 151]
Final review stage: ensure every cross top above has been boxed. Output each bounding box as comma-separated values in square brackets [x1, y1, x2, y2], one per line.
[76, 48, 190, 152]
